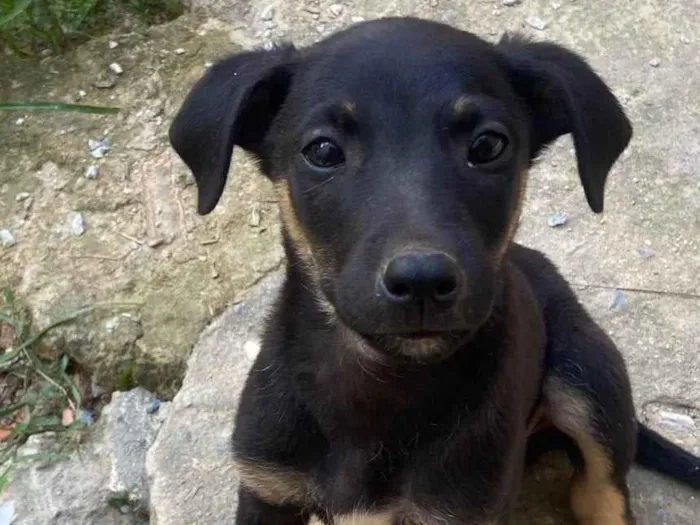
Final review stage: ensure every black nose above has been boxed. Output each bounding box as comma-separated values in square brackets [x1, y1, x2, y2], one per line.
[381, 252, 461, 304]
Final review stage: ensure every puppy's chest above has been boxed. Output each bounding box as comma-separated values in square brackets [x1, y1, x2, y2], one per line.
[317, 440, 407, 512]
[240, 439, 428, 519]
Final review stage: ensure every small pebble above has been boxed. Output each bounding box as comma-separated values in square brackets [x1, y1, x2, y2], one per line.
[659, 410, 696, 431]
[77, 89, 87, 99]
[502, 0, 520, 5]
[547, 212, 568, 228]
[525, 15, 548, 30]
[68, 212, 86, 236]
[609, 289, 628, 312]
[249, 204, 261, 227]
[15, 117, 25, 125]
[109, 62, 124, 75]
[428, 0, 438, 8]
[329, 4, 344, 16]
[637, 247, 654, 259]
[146, 399, 161, 414]
[261, 5, 275, 21]
[204, 61, 213, 68]
[147, 237, 166, 248]
[85, 165, 99, 180]
[304, 6, 321, 15]
[88, 138, 112, 158]
[175, 170, 196, 188]
[0, 229, 15, 247]
[109, 40, 118, 49]
[648, 57, 661, 68]
[174, 48, 186, 55]
[15, 192, 30, 202]
[94, 77, 116, 89]
[78, 409, 95, 425]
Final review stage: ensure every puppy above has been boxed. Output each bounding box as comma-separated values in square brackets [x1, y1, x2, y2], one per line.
[170, 17, 700, 525]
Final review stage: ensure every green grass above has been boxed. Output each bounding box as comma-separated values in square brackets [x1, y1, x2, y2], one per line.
[0, 0, 183, 56]
[0, 287, 139, 491]
[0, 101, 120, 113]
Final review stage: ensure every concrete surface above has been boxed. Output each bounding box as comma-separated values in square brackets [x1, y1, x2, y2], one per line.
[1, 388, 169, 525]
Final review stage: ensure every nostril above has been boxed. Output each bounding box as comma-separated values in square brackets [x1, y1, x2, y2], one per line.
[386, 280, 413, 300]
[434, 275, 458, 301]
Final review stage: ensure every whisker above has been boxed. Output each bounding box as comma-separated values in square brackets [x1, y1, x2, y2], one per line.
[303, 175, 337, 195]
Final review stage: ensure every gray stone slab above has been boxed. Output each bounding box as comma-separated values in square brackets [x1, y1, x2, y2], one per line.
[1, 388, 167, 525]
[146, 271, 284, 525]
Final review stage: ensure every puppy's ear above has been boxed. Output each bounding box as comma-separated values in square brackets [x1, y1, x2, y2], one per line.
[169, 46, 296, 215]
[498, 35, 632, 213]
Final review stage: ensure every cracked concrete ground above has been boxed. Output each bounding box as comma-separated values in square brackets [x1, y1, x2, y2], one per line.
[1, 0, 698, 523]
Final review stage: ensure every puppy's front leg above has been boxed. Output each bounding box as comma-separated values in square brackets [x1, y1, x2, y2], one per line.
[236, 486, 311, 525]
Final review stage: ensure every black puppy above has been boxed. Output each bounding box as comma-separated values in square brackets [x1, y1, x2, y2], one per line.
[170, 17, 700, 525]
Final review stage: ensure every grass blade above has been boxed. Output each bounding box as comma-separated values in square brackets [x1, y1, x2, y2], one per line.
[12, 452, 67, 464]
[0, 102, 120, 114]
[0, 347, 21, 367]
[0, 0, 34, 29]
[0, 402, 26, 418]
[0, 465, 9, 493]
[13, 303, 140, 354]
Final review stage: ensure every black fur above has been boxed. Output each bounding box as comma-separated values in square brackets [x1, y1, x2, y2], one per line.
[636, 424, 700, 489]
[170, 17, 699, 524]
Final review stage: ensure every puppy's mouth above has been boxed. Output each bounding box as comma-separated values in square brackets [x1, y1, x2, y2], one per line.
[359, 329, 474, 363]
[395, 330, 452, 340]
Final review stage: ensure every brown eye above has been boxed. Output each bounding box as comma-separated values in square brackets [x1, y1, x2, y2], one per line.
[302, 138, 345, 169]
[467, 132, 508, 166]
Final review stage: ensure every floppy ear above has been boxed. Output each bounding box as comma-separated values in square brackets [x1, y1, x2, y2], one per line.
[497, 35, 632, 213]
[169, 45, 296, 215]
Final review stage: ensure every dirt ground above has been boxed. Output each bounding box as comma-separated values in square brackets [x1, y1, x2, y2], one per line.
[0, 13, 284, 398]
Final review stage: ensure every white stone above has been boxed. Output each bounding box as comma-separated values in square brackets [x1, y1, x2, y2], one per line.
[109, 62, 124, 75]
[525, 15, 548, 30]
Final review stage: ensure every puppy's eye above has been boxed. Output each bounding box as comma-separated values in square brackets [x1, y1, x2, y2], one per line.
[467, 132, 508, 166]
[302, 138, 345, 169]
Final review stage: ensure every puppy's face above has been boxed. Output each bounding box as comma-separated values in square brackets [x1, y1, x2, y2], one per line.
[170, 18, 631, 361]
[273, 27, 530, 357]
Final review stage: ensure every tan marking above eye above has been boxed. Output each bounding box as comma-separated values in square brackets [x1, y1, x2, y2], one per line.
[453, 95, 478, 118]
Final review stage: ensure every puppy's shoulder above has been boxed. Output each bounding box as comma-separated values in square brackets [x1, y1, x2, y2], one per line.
[506, 243, 578, 309]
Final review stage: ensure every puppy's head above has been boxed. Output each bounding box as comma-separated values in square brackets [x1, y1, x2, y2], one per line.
[170, 18, 631, 362]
